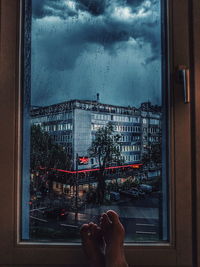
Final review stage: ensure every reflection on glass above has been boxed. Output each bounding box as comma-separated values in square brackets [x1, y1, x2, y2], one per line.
[22, 0, 168, 243]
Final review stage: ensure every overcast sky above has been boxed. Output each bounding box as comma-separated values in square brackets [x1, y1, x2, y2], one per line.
[31, 0, 162, 108]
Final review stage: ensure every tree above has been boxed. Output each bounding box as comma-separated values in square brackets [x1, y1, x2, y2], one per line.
[142, 143, 162, 167]
[88, 123, 121, 203]
[30, 124, 70, 171]
[150, 143, 162, 164]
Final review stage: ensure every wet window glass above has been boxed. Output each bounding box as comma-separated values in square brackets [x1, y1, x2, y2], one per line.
[22, 0, 169, 243]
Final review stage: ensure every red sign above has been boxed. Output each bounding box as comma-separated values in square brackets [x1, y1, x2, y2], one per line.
[78, 157, 89, 165]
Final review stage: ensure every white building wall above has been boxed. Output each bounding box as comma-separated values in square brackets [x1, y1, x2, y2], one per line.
[73, 109, 92, 169]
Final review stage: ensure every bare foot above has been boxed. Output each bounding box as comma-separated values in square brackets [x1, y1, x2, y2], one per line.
[100, 210, 128, 267]
[80, 222, 105, 267]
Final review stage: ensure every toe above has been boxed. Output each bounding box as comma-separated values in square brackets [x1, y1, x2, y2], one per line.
[80, 224, 89, 233]
[88, 222, 95, 237]
[106, 210, 119, 224]
[80, 224, 90, 240]
[91, 223, 98, 237]
[100, 213, 111, 229]
[93, 225, 102, 239]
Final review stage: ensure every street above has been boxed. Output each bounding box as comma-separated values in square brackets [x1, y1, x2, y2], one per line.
[30, 194, 161, 242]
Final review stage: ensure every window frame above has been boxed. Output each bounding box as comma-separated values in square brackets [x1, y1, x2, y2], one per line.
[192, 0, 200, 266]
[0, 0, 197, 266]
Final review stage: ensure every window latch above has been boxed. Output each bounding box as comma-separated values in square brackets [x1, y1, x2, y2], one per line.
[178, 65, 191, 103]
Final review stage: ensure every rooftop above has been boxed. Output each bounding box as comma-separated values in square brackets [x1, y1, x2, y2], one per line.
[31, 99, 161, 117]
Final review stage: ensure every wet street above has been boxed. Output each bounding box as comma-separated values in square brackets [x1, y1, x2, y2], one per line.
[30, 194, 162, 242]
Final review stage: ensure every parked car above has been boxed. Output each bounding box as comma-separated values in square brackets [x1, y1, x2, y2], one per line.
[138, 184, 153, 193]
[129, 189, 140, 198]
[120, 188, 146, 199]
[42, 208, 68, 220]
[120, 189, 139, 199]
[137, 189, 146, 198]
[110, 191, 120, 201]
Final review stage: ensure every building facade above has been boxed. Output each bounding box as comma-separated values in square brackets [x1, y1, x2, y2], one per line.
[31, 99, 162, 173]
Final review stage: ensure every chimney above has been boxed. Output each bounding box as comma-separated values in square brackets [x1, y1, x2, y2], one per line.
[97, 93, 100, 102]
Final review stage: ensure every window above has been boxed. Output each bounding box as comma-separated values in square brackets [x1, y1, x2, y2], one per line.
[0, 0, 199, 266]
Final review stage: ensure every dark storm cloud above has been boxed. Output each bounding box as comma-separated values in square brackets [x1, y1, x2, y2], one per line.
[126, 0, 157, 8]
[82, 14, 160, 59]
[76, 0, 107, 16]
[84, 23, 130, 47]
[126, 0, 145, 9]
[32, 0, 77, 19]
[125, 0, 159, 17]
[32, 0, 107, 19]
[32, 22, 134, 71]
[32, 0, 161, 70]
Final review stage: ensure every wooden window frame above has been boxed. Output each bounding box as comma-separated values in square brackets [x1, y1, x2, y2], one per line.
[0, 0, 198, 266]
[192, 0, 200, 267]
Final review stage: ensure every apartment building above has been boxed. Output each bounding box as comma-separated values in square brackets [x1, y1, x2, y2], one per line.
[31, 99, 162, 172]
